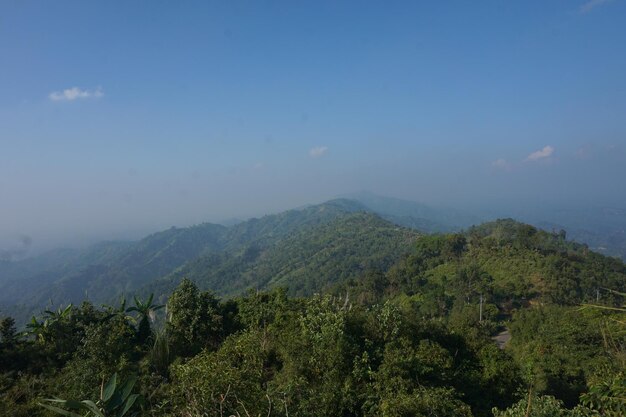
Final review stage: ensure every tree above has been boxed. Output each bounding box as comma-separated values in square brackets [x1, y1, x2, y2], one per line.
[55, 315, 137, 403]
[24, 315, 50, 344]
[580, 372, 626, 417]
[126, 294, 163, 343]
[171, 329, 271, 416]
[0, 316, 17, 346]
[166, 279, 223, 356]
[102, 298, 135, 323]
[44, 304, 73, 322]
[492, 395, 592, 417]
[377, 387, 473, 417]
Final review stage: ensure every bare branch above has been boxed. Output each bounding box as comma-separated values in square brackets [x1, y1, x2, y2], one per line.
[235, 397, 251, 417]
[265, 394, 272, 417]
[219, 385, 231, 417]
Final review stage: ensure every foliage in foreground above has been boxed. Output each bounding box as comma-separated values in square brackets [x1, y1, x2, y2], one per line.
[40, 373, 141, 417]
[1, 219, 626, 416]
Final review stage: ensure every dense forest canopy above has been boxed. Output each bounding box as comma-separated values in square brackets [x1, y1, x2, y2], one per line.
[0, 200, 416, 324]
[1, 214, 625, 416]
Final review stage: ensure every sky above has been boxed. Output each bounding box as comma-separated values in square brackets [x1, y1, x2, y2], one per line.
[1, 0, 626, 253]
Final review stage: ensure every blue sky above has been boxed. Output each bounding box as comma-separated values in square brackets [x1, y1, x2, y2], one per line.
[1, 1, 626, 250]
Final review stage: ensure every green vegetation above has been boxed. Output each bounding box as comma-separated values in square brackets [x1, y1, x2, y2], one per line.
[1, 218, 625, 416]
[39, 373, 142, 417]
[0, 200, 411, 323]
[154, 211, 419, 297]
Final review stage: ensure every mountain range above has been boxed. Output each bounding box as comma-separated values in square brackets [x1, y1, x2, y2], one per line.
[1, 193, 625, 324]
[0, 199, 416, 323]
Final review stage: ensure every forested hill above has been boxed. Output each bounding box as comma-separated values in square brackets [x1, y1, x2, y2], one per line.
[0, 199, 414, 323]
[3, 217, 626, 417]
[341, 192, 626, 259]
[0, 223, 227, 322]
[335, 218, 626, 310]
[145, 211, 418, 300]
[3, 197, 626, 327]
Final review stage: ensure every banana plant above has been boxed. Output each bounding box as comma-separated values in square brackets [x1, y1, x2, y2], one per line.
[102, 297, 136, 324]
[39, 373, 142, 417]
[24, 315, 50, 343]
[126, 294, 164, 342]
[44, 304, 73, 321]
[23, 304, 72, 344]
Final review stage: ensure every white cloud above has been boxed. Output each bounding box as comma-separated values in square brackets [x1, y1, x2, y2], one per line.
[49, 87, 104, 102]
[492, 158, 512, 171]
[580, 0, 612, 14]
[526, 145, 554, 162]
[309, 146, 328, 158]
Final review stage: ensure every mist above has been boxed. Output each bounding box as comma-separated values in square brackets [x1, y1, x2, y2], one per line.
[1, 1, 626, 254]
[2, 139, 624, 255]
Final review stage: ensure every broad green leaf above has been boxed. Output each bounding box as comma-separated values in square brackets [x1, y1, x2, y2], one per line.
[102, 373, 117, 402]
[107, 390, 124, 410]
[81, 400, 104, 417]
[117, 394, 139, 417]
[119, 375, 137, 402]
[42, 398, 68, 404]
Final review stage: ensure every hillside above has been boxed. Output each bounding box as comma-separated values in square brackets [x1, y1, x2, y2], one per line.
[0, 200, 409, 323]
[0, 241, 134, 307]
[336, 218, 626, 313]
[3, 218, 625, 417]
[147, 211, 419, 299]
[342, 192, 626, 259]
[0, 224, 226, 316]
[3, 196, 626, 328]
[2, 217, 626, 417]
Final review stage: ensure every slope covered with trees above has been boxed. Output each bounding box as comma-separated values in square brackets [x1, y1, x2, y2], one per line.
[0, 224, 227, 323]
[335, 219, 625, 310]
[148, 211, 419, 300]
[0, 200, 414, 324]
[1, 217, 625, 416]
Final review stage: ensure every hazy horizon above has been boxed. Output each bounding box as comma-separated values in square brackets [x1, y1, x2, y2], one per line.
[2, 189, 625, 259]
[2, 1, 626, 255]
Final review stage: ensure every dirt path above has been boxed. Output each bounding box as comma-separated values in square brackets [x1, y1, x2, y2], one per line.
[493, 329, 511, 349]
